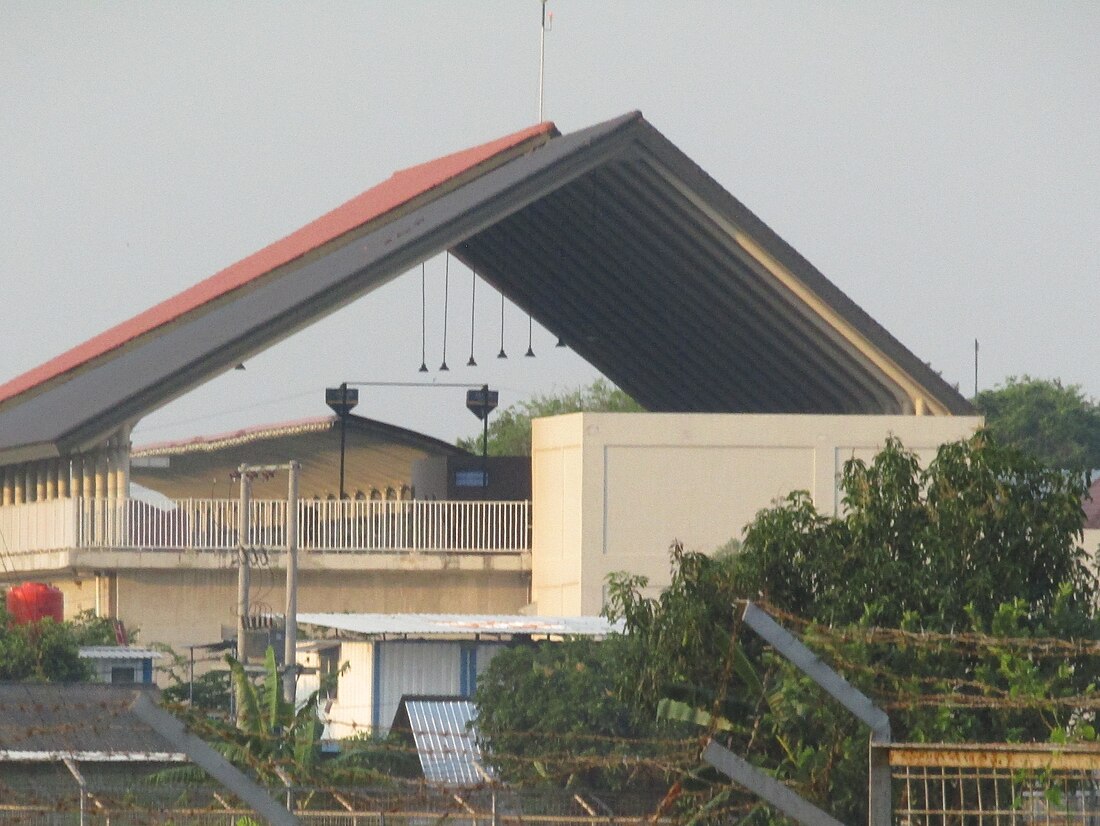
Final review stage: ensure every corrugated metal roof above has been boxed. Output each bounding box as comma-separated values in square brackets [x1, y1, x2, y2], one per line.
[298, 613, 623, 639]
[78, 646, 164, 660]
[397, 698, 487, 787]
[130, 413, 467, 500]
[0, 684, 185, 760]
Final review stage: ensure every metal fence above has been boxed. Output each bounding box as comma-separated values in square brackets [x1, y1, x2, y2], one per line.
[0, 780, 666, 826]
[882, 742, 1100, 826]
[0, 497, 530, 555]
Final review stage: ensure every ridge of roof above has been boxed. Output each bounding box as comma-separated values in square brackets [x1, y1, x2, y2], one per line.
[0, 121, 557, 408]
[131, 413, 467, 458]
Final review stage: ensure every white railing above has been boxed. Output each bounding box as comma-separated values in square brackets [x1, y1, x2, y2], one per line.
[0, 497, 530, 555]
[0, 498, 79, 554]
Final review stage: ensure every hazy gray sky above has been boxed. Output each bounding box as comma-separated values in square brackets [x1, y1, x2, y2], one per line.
[3, 2, 1098, 447]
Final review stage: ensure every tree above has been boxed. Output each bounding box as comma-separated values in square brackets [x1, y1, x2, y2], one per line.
[973, 376, 1100, 471]
[457, 378, 641, 456]
[0, 600, 94, 682]
[476, 432, 1100, 823]
[474, 637, 662, 789]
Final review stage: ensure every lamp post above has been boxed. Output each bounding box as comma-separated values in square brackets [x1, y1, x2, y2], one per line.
[325, 383, 359, 500]
[465, 385, 498, 493]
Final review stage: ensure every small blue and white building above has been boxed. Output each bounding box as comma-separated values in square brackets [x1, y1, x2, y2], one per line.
[296, 613, 622, 740]
[78, 646, 162, 685]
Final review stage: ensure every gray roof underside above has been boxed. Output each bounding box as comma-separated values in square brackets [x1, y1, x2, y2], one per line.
[0, 112, 971, 464]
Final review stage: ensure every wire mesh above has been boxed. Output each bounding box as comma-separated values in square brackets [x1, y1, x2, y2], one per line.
[889, 745, 1100, 826]
[0, 777, 668, 826]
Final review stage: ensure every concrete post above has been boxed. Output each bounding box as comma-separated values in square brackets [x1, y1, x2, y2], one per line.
[94, 451, 107, 500]
[82, 453, 95, 500]
[35, 462, 46, 501]
[117, 439, 131, 499]
[1, 466, 12, 506]
[283, 460, 300, 705]
[237, 467, 252, 666]
[58, 458, 70, 498]
[14, 465, 25, 504]
[45, 458, 58, 500]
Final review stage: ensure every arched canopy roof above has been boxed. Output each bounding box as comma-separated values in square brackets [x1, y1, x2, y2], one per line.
[0, 111, 971, 465]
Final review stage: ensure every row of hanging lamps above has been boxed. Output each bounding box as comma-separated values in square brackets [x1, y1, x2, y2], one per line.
[420, 251, 571, 371]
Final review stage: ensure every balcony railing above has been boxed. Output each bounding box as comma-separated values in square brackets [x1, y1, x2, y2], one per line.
[0, 497, 530, 555]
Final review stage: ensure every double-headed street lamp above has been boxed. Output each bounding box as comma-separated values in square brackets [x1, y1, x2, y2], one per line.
[465, 384, 498, 494]
[325, 383, 359, 500]
[324, 381, 495, 499]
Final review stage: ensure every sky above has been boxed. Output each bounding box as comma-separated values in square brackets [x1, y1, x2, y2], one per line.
[2, 2, 1098, 448]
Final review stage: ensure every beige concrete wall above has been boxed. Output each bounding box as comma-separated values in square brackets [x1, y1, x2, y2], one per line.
[37, 567, 527, 683]
[531, 413, 983, 616]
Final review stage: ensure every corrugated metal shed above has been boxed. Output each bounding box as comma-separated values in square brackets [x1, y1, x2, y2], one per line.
[298, 613, 623, 639]
[391, 696, 488, 787]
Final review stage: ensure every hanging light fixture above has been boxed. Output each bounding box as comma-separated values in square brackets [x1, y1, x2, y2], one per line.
[439, 253, 451, 371]
[467, 267, 477, 367]
[419, 262, 428, 372]
[525, 314, 535, 358]
[498, 293, 508, 359]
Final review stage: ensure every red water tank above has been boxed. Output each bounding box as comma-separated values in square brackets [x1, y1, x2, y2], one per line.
[5, 582, 64, 625]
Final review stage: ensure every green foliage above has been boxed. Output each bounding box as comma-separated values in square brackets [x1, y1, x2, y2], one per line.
[160, 668, 233, 715]
[477, 431, 1100, 824]
[474, 637, 664, 789]
[974, 376, 1100, 471]
[457, 378, 642, 456]
[155, 647, 327, 786]
[68, 609, 134, 646]
[734, 432, 1093, 629]
[0, 600, 93, 682]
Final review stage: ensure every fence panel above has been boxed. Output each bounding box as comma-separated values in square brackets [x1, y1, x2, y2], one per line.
[882, 742, 1100, 826]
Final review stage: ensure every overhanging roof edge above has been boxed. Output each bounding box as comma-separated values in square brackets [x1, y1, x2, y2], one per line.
[622, 122, 973, 415]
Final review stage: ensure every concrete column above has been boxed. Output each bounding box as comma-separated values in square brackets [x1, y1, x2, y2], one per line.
[119, 445, 130, 499]
[94, 451, 108, 501]
[14, 465, 25, 504]
[57, 458, 70, 499]
[1, 466, 12, 506]
[107, 447, 118, 500]
[34, 462, 47, 501]
[45, 458, 58, 500]
[73, 453, 86, 497]
[112, 442, 129, 500]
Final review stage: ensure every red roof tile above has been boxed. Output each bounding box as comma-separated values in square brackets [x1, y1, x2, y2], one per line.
[0, 121, 555, 406]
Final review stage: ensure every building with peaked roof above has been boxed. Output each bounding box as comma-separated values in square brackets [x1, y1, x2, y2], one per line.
[131, 414, 468, 501]
[0, 111, 986, 667]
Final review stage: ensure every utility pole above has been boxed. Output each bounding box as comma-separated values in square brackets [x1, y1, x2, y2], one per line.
[283, 460, 300, 705]
[236, 464, 252, 667]
[236, 461, 301, 706]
